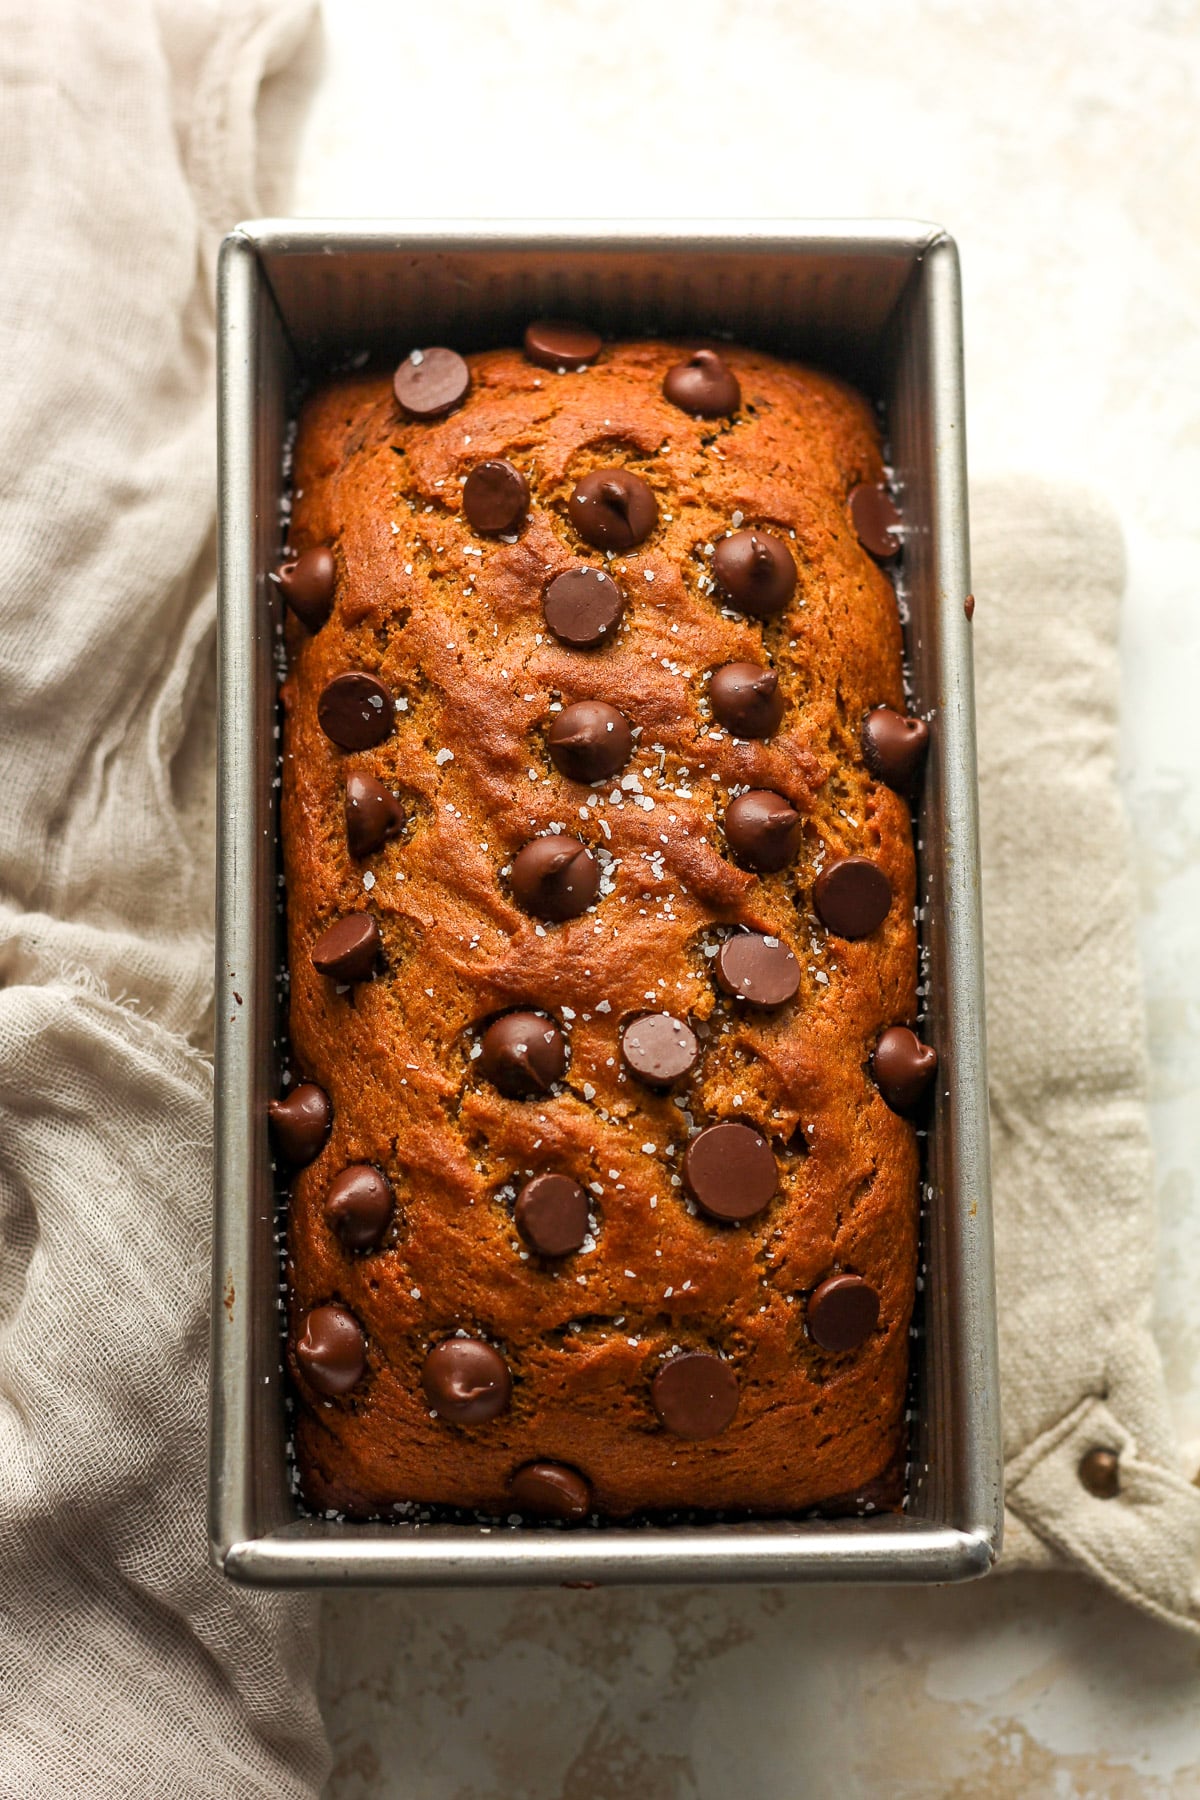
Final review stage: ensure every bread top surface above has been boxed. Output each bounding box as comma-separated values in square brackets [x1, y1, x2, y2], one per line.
[281, 339, 919, 1519]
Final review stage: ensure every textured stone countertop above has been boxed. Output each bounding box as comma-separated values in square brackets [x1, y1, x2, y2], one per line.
[285, 2, 1200, 1791]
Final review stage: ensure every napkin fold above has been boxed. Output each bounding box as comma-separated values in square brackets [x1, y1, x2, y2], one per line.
[0, 1, 328, 1795]
[971, 475, 1200, 1632]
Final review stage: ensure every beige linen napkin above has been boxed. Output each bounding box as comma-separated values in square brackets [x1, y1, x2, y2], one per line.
[0, 1, 328, 1794]
[972, 476, 1200, 1632]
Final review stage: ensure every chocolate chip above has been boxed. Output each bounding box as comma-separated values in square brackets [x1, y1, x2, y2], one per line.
[547, 700, 633, 783]
[862, 706, 929, 793]
[663, 348, 741, 417]
[393, 346, 470, 419]
[715, 932, 800, 1007]
[524, 320, 603, 370]
[510, 836, 599, 922]
[479, 1011, 567, 1097]
[310, 912, 382, 982]
[813, 856, 892, 939]
[514, 1173, 589, 1257]
[568, 468, 657, 552]
[807, 1273, 879, 1352]
[268, 1081, 331, 1167]
[276, 546, 335, 630]
[712, 530, 796, 618]
[421, 1338, 511, 1424]
[324, 1165, 393, 1252]
[682, 1120, 777, 1221]
[964, 592, 976, 621]
[709, 661, 784, 739]
[508, 1460, 592, 1521]
[651, 1352, 739, 1439]
[620, 1013, 699, 1088]
[542, 567, 626, 648]
[317, 672, 394, 750]
[344, 772, 406, 859]
[463, 459, 530, 535]
[849, 483, 902, 559]
[724, 790, 803, 873]
[873, 1026, 938, 1111]
[1078, 1447, 1120, 1500]
[296, 1303, 366, 1396]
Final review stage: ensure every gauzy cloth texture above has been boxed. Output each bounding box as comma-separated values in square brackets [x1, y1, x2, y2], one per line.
[0, 2, 329, 1798]
[973, 477, 1200, 1634]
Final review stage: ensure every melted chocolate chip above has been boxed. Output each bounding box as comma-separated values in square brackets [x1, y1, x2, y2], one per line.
[310, 913, 382, 982]
[514, 1173, 589, 1258]
[393, 346, 470, 419]
[724, 790, 803, 873]
[510, 836, 599, 922]
[663, 348, 741, 417]
[567, 468, 657, 552]
[479, 1011, 567, 1097]
[542, 567, 626, 648]
[524, 320, 602, 370]
[276, 546, 335, 630]
[715, 932, 800, 1007]
[712, 529, 796, 618]
[344, 772, 406, 859]
[807, 1273, 879, 1352]
[813, 857, 892, 939]
[268, 1081, 331, 1167]
[508, 1460, 592, 1521]
[1078, 1447, 1120, 1500]
[421, 1338, 511, 1424]
[317, 672, 394, 750]
[620, 1013, 699, 1088]
[296, 1304, 366, 1397]
[872, 1026, 937, 1111]
[862, 706, 929, 793]
[462, 459, 530, 535]
[547, 700, 633, 783]
[324, 1165, 394, 1252]
[682, 1120, 777, 1221]
[848, 483, 902, 559]
[652, 1352, 739, 1439]
[709, 661, 784, 739]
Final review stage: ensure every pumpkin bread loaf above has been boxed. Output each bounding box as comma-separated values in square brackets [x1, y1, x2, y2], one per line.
[272, 330, 934, 1521]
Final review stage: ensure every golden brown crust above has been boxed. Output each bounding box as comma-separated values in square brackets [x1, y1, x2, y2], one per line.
[281, 340, 918, 1519]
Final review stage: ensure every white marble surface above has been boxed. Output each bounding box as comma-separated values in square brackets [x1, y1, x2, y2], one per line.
[317, 1573, 1200, 1798]
[285, 2, 1200, 1790]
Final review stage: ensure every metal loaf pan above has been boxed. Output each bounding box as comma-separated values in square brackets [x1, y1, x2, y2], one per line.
[211, 220, 1001, 1587]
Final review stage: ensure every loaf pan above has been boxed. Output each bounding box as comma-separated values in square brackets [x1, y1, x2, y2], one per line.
[211, 220, 1001, 1587]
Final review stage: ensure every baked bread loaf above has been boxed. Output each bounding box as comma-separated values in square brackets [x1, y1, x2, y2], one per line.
[274, 328, 933, 1522]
